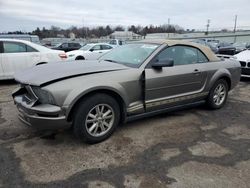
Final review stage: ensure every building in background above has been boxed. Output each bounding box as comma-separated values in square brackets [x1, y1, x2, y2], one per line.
[109, 31, 142, 41]
[0, 34, 40, 44]
[146, 31, 250, 43]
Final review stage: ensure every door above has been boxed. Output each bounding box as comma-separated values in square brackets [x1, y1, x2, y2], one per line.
[87, 45, 103, 60]
[145, 45, 208, 110]
[1, 41, 40, 78]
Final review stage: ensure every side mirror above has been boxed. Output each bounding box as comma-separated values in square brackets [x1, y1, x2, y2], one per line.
[152, 58, 174, 69]
[89, 49, 94, 52]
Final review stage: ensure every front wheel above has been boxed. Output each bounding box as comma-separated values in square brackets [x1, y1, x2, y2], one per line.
[73, 94, 120, 144]
[207, 79, 228, 109]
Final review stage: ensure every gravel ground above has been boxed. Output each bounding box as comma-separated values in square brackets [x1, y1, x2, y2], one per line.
[0, 79, 249, 188]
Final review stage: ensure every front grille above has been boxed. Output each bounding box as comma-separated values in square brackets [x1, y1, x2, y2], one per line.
[248, 62, 250, 68]
[241, 68, 250, 75]
[240, 61, 246, 67]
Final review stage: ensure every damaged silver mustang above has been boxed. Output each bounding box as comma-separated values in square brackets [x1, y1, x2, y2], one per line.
[12, 40, 241, 143]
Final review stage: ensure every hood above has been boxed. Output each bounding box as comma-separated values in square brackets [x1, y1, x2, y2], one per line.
[14, 60, 129, 86]
[234, 50, 250, 61]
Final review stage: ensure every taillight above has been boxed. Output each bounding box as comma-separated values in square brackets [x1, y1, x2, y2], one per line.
[59, 53, 67, 59]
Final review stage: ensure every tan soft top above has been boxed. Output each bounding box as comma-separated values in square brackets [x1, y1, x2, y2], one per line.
[137, 39, 220, 62]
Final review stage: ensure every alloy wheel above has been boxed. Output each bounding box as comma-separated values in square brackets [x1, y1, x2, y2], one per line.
[85, 104, 115, 137]
[213, 83, 226, 106]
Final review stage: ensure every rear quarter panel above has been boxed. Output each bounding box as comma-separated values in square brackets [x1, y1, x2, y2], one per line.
[204, 59, 241, 91]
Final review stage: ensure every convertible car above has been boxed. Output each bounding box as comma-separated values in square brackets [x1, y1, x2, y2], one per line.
[12, 40, 241, 143]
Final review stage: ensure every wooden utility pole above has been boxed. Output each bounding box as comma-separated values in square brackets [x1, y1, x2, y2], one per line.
[233, 15, 237, 33]
[168, 18, 170, 38]
[233, 15, 238, 42]
[205, 19, 210, 35]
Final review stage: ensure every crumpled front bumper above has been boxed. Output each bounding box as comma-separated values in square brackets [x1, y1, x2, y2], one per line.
[14, 95, 71, 130]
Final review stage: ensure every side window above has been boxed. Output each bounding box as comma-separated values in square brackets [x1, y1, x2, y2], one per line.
[3, 42, 26, 53]
[101, 45, 112, 50]
[69, 43, 80, 48]
[109, 40, 116, 45]
[197, 50, 208, 63]
[155, 47, 175, 63]
[91, 45, 101, 51]
[154, 46, 200, 66]
[26, 45, 38, 52]
[74, 43, 81, 48]
[61, 43, 68, 48]
[182, 46, 197, 65]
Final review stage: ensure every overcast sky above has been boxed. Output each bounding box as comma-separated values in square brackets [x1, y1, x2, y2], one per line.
[0, 0, 250, 32]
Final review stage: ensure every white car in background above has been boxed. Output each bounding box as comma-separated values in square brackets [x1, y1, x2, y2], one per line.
[234, 49, 250, 77]
[0, 39, 67, 80]
[66, 43, 113, 61]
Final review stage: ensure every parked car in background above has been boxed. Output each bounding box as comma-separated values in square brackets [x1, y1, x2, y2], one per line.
[12, 40, 241, 143]
[218, 42, 250, 55]
[234, 49, 250, 77]
[109, 39, 125, 47]
[51, 42, 82, 52]
[66, 43, 113, 61]
[191, 39, 219, 53]
[0, 39, 67, 80]
[217, 41, 232, 48]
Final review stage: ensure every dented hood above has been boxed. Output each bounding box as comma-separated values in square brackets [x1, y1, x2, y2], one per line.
[14, 60, 128, 86]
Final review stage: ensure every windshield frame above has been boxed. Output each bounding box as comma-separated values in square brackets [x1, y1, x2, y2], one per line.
[99, 43, 160, 68]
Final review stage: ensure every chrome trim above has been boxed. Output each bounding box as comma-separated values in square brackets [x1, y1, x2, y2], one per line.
[127, 104, 144, 113]
[146, 92, 208, 108]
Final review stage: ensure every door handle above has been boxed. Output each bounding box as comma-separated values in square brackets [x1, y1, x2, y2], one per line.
[193, 69, 201, 75]
[99, 51, 103, 53]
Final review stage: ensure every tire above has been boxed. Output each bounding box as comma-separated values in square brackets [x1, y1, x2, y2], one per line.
[207, 79, 228, 109]
[75, 56, 85, 60]
[73, 93, 120, 144]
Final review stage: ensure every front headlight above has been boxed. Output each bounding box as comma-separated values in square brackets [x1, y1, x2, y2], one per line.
[32, 87, 55, 105]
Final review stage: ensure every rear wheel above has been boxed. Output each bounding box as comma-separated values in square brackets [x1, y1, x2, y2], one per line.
[75, 56, 85, 60]
[73, 94, 120, 144]
[207, 79, 228, 109]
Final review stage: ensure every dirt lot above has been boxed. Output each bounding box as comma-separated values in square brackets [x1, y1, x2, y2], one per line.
[0, 79, 249, 188]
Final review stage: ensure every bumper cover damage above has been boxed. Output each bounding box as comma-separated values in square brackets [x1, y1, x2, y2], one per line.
[13, 89, 71, 130]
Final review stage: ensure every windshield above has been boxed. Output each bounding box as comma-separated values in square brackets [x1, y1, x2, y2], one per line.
[208, 42, 218, 48]
[99, 43, 159, 67]
[55, 43, 62, 47]
[80, 44, 93, 51]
